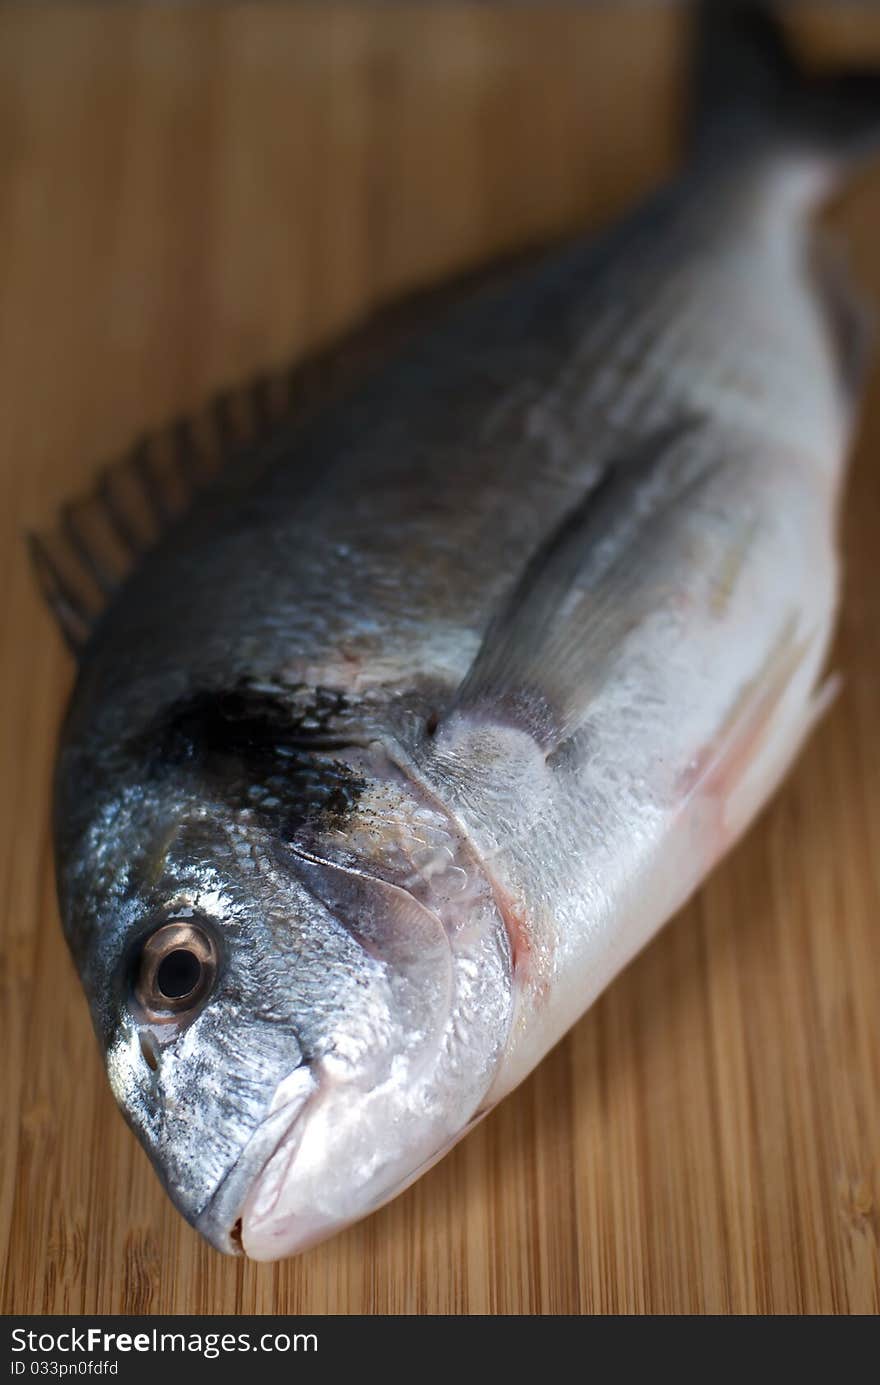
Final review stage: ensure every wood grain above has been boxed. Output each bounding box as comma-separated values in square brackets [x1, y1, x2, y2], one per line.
[1, 3, 878, 1316]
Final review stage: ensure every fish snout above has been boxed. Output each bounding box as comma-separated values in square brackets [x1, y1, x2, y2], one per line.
[193, 1067, 318, 1255]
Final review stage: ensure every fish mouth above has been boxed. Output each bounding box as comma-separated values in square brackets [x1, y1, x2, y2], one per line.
[194, 1067, 317, 1255]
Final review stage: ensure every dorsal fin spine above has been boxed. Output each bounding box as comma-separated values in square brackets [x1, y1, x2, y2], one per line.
[28, 243, 549, 660]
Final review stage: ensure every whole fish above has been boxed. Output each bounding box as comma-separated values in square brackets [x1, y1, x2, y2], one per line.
[32, 3, 880, 1259]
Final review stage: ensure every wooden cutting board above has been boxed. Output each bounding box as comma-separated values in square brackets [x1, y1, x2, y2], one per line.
[1, 3, 878, 1315]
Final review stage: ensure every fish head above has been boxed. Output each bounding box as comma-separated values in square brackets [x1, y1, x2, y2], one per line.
[56, 714, 512, 1259]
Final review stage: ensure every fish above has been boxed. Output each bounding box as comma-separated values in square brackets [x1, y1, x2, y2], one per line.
[30, 2, 880, 1260]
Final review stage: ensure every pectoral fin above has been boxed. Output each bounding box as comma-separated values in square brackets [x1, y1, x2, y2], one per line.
[443, 418, 709, 752]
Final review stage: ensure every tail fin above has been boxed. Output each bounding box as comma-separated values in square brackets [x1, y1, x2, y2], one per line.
[691, 1, 880, 167]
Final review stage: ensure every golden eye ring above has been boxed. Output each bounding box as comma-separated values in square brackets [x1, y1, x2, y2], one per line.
[133, 920, 218, 1025]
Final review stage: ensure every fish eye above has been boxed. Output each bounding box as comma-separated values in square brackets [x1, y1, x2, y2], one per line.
[133, 920, 218, 1025]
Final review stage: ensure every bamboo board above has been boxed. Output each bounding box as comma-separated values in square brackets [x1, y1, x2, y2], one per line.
[1, 3, 878, 1315]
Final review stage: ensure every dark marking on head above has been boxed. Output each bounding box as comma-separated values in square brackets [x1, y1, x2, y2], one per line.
[128, 682, 367, 842]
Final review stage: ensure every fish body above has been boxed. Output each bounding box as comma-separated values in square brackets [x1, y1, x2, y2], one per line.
[35, 5, 880, 1258]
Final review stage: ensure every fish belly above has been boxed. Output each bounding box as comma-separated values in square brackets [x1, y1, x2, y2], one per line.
[464, 431, 842, 1104]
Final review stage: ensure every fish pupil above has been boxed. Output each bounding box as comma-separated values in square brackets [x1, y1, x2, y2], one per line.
[156, 948, 202, 1000]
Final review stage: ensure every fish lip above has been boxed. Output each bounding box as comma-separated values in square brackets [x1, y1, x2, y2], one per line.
[194, 1074, 317, 1255]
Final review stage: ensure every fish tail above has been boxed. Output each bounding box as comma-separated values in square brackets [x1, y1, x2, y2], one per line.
[692, 1, 880, 171]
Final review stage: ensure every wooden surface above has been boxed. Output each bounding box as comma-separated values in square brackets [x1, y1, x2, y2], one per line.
[1, 3, 879, 1316]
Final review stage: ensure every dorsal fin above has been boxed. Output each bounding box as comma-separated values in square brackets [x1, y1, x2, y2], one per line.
[29, 245, 547, 656]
